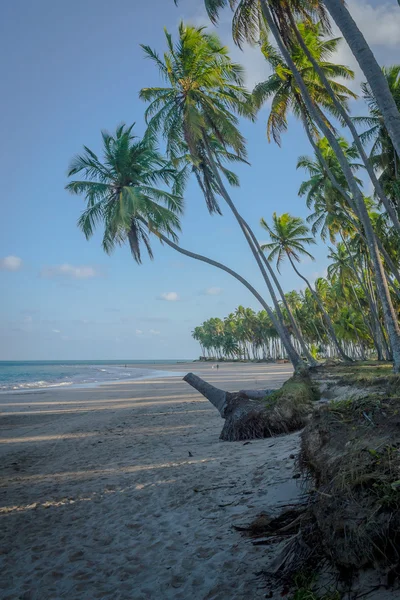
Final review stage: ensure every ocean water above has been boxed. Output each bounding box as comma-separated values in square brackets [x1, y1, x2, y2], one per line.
[0, 360, 191, 392]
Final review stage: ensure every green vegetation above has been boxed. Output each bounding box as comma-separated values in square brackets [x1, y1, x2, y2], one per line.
[67, 1, 400, 371]
[300, 363, 400, 569]
[64, 4, 400, 589]
[267, 373, 320, 406]
[292, 573, 340, 600]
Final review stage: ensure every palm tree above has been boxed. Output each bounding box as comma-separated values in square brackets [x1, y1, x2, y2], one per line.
[192, 0, 400, 158]
[327, 243, 385, 360]
[297, 138, 400, 289]
[320, 0, 400, 159]
[68, 125, 310, 367]
[260, 213, 351, 360]
[253, 21, 357, 145]
[297, 136, 362, 240]
[355, 66, 400, 214]
[189, 0, 400, 369]
[140, 22, 307, 368]
[66, 123, 183, 263]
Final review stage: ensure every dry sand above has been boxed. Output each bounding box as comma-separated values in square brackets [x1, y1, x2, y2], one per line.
[0, 362, 307, 600]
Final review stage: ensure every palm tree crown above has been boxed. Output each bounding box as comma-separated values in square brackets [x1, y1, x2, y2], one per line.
[66, 123, 183, 263]
[139, 23, 254, 214]
[185, 0, 330, 47]
[260, 212, 316, 271]
[297, 136, 363, 241]
[253, 22, 357, 145]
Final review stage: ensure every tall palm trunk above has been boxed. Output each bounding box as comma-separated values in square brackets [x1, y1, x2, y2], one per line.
[287, 11, 400, 234]
[240, 218, 317, 364]
[261, 1, 400, 372]
[322, 0, 400, 159]
[340, 233, 388, 360]
[362, 258, 392, 360]
[349, 281, 383, 360]
[302, 117, 400, 299]
[148, 222, 304, 369]
[287, 253, 351, 361]
[201, 134, 305, 367]
[300, 112, 400, 296]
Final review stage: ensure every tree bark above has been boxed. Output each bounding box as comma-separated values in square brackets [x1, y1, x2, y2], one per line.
[241, 217, 318, 366]
[287, 10, 400, 234]
[261, 0, 400, 372]
[202, 134, 306, 368]
[287, 254, 351, 361]
[183, 372, 310, 441]
[147, 222, 305, 370]
[322, 0, 400, 159]
[184, 373, 228, 416]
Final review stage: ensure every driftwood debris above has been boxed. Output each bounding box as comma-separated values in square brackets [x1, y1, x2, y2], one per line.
[183, 372, 314, 441]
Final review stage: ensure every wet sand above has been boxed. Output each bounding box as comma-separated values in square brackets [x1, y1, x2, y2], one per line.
[0, 362, 304, 600]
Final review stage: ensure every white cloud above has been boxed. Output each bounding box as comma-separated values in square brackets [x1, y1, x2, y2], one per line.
[310, 268, 328, 286]
[150, 329, 160, 335]
[136, 329, 143, 335]
[347, 0, 400, 48]
[203, 287, 223, 296]
[159, 292, 179, 302]
[52, 329, 61, 334]
[330, 0, 400, 93]
[41, 264, 99, 280]
[0, 255, 23, 271]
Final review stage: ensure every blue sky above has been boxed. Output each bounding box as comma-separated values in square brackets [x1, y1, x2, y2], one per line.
[1, 0, 399, 360]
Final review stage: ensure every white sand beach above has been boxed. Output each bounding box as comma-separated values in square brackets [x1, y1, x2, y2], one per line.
[0, 362, 305, 600]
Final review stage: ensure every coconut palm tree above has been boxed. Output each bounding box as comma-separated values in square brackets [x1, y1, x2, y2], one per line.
[260, 212, 351, 360]
[327, 242, 385, 359]
[68, 125, 311, 368]
[297, 136, 362, 240]
[253, 21, 357, 145]
[320, 0, 400, 159]
[190, 0, 400, 158]
[354, 66, 400, 214]
[187, 0, 400, 369]
[66, 123, 183, 263]
[140, 22, 308, 368]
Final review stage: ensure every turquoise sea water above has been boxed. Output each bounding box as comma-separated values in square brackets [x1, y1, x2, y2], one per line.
[0, 360, 192, 392]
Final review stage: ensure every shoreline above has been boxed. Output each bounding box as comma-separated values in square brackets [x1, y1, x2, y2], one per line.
[1, 362, 296, 599]
[0, 362, 195, 395]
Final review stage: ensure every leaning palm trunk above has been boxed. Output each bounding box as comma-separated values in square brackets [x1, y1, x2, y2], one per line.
[340, 234, 388, 360]
[376, 242, 400, 299]
[322, 0, 400, 159]
[201, 135, 306, 368]
[146, 220, 305, 370]
[301, 113, 400, 300]
[241, 218, 318, 366]
[260, 1, 400, 372]
[340, 233, 391, 360]
[349, 281, 384, 360]
[287, 12, 400, 234]
[287, 254, 351, 362]
[304, 116, 400, 300]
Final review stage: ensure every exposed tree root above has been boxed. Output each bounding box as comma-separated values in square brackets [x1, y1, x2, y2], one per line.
[183, 371, 317, 441]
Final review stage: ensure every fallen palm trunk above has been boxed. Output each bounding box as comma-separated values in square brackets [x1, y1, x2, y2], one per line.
[183, 372, 317, 441]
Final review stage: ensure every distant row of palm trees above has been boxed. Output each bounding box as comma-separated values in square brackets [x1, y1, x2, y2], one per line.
[66, 0, 400, 371]
[193, 207, 400, 362]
